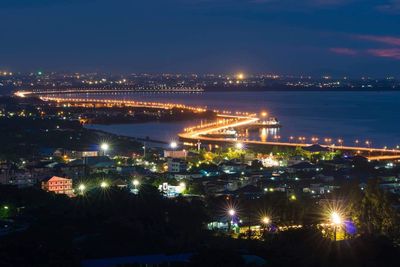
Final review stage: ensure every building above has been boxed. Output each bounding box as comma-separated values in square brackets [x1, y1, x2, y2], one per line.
[219, 160, 247, 174]
[163, 150, 187, 159]
[65, 150, 98, 159]
[287, 162, 317, 173]
[41, 176, 73, 196]
[167, 158, 187, 173]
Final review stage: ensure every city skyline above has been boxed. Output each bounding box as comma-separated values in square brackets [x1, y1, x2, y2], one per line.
[1, 0, 400, 76]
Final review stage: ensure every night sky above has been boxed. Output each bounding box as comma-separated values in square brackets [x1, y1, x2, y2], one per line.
[1, 0, 400, 76]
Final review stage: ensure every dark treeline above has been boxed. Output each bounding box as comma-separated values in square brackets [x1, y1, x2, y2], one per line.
[0, 183, 399, 267]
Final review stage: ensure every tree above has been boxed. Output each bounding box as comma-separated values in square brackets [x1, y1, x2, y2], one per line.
[359, 179, 399, 237]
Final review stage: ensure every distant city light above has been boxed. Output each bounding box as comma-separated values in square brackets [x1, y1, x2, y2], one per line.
[78, 184, 86, 191]
[236, 73, 245, 80]
[133, 179, 140, 187]
[100, 181, 108, 188]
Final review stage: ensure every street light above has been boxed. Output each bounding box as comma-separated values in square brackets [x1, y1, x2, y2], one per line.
[262, 216, 270, 225]
[100, 143, 109, 155]
[228, 209, 236, 217]
[330, 211, 343, 241]
[78, 184, 86, 194]
[170, 141, 178, 149]
[235, 142, 244, 149]
[132, 179, 140, 194]
[100, 181, 108, 188]
[338, 139, 343, 146]
[261, 216, 271, 237]
[227, 208, 236, 232]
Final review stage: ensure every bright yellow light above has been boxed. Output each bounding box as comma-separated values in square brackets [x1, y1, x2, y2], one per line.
[179, 182, 186, 188]
[330, 211, 342, 225]
[78, 184, 86, 191]
[235, 142, 244, 149]
[290, 195, 296, 201]
[100, 181, 108, 188]
[262, 216, 271, 225]
[261, 112, 268, 117]
[237, 73, 244, 80]
[133, 179, 140, 186]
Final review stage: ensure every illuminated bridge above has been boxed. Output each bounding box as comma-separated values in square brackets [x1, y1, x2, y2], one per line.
[179, 116, 400, 161]
[14, 91, 400, 160]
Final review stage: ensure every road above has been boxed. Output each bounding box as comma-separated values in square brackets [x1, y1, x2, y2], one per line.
[179, 116, 400, 160]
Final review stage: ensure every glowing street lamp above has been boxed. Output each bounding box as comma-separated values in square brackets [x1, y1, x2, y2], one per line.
[78, 184, 86, 194]
[227, 208, 236, 232]
[365, 140, 371, 148]
[100, 143, 109, 155]
[311, 137, 319, 144]
[261, 216, 271, 236]
[170, 141, 178, 149]
[262, 216, 270, 225]
[337, 139, 344, 146]
[261, 111, 268, 117]
[228, 209, 236, 217]
[100, 181, 109, 188]
[235, 142, 244, 150]
[330, 211, 343, 241]
[132, 179, 140, 194]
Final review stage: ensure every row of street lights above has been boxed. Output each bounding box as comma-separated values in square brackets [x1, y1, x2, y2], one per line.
[77, 179, 141, 194]
[226, 208, 343, 241]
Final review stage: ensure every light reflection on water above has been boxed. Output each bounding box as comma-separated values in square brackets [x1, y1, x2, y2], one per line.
[80, 91, 400, 147]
